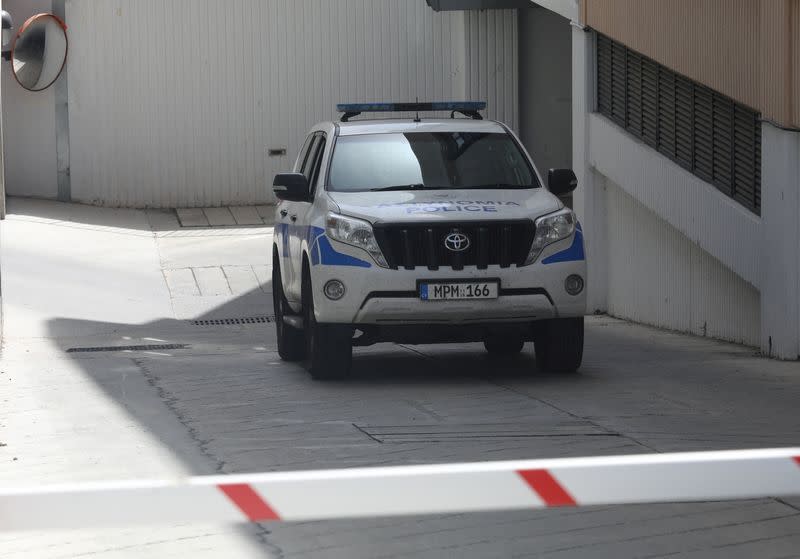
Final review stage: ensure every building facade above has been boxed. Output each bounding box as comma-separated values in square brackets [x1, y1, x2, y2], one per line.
[1, 0, 519, 208]
[570, 0, 799, 359]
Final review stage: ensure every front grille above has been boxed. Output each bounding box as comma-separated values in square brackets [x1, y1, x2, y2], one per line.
[373, 220, 535, 271]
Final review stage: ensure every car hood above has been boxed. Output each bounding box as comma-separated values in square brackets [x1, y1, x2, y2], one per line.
[325, 188, 562, 224]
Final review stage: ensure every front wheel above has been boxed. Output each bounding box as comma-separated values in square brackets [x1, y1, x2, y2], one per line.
[534, 317, 584, 373]
[272, 259, 305, 361]
[302, 266, 353, 380]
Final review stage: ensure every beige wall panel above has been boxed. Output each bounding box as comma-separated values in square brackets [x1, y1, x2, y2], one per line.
[759, 1, 795, 127]
[585, 0, 799, 128]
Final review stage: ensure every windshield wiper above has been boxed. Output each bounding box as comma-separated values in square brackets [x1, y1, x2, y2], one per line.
[367, 183, 533, 192]
[369, 184, 435, 192]
[461, 183, 533, 190]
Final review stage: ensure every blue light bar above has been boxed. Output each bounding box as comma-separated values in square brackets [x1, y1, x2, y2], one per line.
[337, 101, 486, 121]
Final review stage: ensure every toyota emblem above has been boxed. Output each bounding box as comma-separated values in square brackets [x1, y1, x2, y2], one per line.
[444, 231, 471, 252]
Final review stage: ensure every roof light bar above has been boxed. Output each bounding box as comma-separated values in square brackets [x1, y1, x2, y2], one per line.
[337, 101, 486, 122]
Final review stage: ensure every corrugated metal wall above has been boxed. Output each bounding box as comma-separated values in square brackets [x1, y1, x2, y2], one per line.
[584, 0, 800, 129]
[464, 9, 518, 131]
[0, 0, 4, 218]
[603, 176, 761, 347]
[2, 0, 60, 200]
[63, 0, 517, 208]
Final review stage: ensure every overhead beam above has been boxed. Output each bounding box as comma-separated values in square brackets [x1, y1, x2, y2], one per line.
[426, 0, 580, 23]
[426, 0, 529, 11]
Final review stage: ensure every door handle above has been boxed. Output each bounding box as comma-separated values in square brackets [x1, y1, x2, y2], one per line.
[290, 215, 298, 222]
[280, 209, 288, 218]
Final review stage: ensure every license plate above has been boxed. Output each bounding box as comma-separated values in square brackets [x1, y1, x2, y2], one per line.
[420, 282, 499, 301]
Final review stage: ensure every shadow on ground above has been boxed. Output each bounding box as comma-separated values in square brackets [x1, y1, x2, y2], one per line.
[42, 298, 800, 557]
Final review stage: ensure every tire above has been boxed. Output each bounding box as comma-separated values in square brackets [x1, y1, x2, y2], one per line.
[534, 317, 584, 373]
[301, 264, 353, 380]
[483, 337, 525, 356]
[272, 256, 306, 361]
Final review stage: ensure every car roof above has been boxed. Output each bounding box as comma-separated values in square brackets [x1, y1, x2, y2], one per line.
[334, 119, 508, 136]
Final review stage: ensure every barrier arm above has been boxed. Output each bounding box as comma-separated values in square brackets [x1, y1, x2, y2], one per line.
[2, 448, 799, 531]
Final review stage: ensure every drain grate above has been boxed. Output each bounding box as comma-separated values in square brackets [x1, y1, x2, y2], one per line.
[355, 422, 619, 443]
[67, 344, 190, 354]
[190, 316, 274, 326]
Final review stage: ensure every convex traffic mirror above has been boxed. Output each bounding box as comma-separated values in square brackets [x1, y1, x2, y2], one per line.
[11, 13, 67, 92]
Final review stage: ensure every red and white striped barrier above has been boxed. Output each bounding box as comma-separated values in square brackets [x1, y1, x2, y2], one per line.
[2, 448, 799, 531]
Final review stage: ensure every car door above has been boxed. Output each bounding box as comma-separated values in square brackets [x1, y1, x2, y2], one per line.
[286, 133, 324, 301]
[277, 133, 315, 301]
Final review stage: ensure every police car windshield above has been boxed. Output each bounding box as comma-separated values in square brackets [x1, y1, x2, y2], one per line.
[327, 132, 538, 192]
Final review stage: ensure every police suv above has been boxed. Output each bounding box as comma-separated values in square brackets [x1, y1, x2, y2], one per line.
[272, 102, 586, 380]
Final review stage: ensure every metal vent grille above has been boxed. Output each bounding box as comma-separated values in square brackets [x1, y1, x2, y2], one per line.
[190, 316, 274, 326]
[596, 33, 761, 215]
[67, 344, 190, 353]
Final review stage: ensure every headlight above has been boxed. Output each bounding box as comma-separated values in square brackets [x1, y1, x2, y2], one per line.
[524, 209, 576, 265]
[325, 213, 388, 268]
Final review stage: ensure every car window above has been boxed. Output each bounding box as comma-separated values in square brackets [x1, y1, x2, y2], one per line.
[309, 136, 327, 196]
[328, 132, 537, 192]
[294, 134, 316, 173]
[301, 135, 322, 181]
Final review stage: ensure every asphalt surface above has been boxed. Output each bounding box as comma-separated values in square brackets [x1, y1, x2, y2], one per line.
[1, 199, 799, 558]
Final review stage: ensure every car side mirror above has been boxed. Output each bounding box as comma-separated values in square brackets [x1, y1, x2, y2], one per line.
[273, 173, 310, 202]
[548, 169, 578, 197]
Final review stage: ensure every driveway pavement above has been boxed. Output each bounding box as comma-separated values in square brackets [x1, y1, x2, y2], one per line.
[1, 198, 799, 558]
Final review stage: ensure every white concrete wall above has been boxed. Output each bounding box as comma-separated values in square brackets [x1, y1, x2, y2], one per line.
[572, 26, 607, 313]
[603, 176, 761, 346]
[586, 114, 762, 290]
[760, 123, 800, 359]
[2, 0, 519, 208]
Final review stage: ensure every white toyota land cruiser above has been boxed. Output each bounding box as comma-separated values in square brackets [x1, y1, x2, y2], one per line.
[272, 102, 586, 380]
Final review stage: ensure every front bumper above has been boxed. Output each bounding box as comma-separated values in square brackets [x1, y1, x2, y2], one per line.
[356, 290, 555, 324]
[309, 235, 587, 324]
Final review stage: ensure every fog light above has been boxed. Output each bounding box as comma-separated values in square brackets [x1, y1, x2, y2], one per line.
[324, 280, 346, 301]
[565, 274, 584, 296]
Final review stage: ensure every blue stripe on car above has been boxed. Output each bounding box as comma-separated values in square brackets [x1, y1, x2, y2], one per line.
[315, 236, 372, 268]
[542, 228, 586, 265]
[277, 224, 371, 268]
